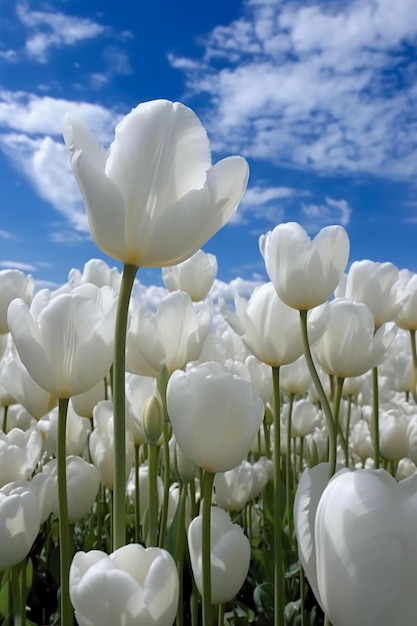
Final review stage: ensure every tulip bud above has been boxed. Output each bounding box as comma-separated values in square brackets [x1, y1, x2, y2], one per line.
[143, 395, 165, 445]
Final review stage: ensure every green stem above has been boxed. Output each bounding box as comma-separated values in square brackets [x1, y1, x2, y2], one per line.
[159, 421, 171, 548]
[2, 404, 9, 433]
[11, 563, 22, 626]
[147, 443, 160, 547]
[285, 393, 294, 543]
[201, 471, 215, 626]
[299, 310, 337, 476]
[409, 330, 417, 404]
[272, 366, 284, 626]
[113, 263, 139, 550]
[333, 377, 346, 463]
[372, 366, 380, 469]
[344, 395, 353, 468]
[134, 444, 141, 543]
[57, 397, 73, 626]
[218, 603, 225, 625]
[175, 482, 189, 626]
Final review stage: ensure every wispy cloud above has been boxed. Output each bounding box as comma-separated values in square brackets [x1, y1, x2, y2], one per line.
[233, 184, 295, 224]
[0, 50, 17, 62]
[0, 90, 121, 142]
[16, 2, 106, 62]
[0, 230, 17, 240]
[0, 133, 88, 231]
[0, 260, 36, 271]
[301, 197, 352, 229]
[170, 0, 417, 181]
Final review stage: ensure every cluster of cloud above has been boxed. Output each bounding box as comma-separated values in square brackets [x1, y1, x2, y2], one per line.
[170, 0, 417, 181]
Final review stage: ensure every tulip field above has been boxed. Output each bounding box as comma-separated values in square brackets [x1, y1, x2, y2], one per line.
[1, 100, 417, 626]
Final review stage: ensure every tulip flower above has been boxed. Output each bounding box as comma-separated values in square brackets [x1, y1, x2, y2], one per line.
[339, 259, 401, 328]
[70, 544, 179, 626]
[221, 282, 328, 367]
[7, 289, 116, 398]
[0, 353, 57, 420]
[314, 468, 417, 626]
[89, 400, 134, 490]
[313, 299, 396, 379]
[42, 456, 100, 523]
[0, 482, 41, 570]
[0, 427, 42, 488]
[259, 222, 349, 311]
[162, 249, 218, 301]
[126, 290, 211, 376]
[68, 258, 122, 291]
[166, 361, 264, 474]
[0, 269, 34, 334]
[188, 506, 251, 605]
[63, 99, 249, 267]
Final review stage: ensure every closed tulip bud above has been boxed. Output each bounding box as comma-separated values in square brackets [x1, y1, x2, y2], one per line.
[188, 506, 251, 604]
[0, 482, 41, 570]
[70, 544, 179, 626]
[162, 249, 218, 301]
[143, 395, 164, 445]
[260, 222, 349, 310]
[64, 100, 248, 267]
[167, 362, 264, 473]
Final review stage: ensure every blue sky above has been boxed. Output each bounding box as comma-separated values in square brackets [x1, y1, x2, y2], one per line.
[1, 0, 417, 292]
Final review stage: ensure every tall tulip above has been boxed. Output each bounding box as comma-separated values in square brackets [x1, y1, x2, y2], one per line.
[63, 100, 248, 268]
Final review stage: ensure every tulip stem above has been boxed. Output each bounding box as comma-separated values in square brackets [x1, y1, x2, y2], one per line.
[11, 563, 23, 626]
[201, 471, 215, 626]
[285, 393, 295, 545]
[372, 366, 380, 469]
[299, 310, 337, 477]
[134, 444, 141, 543]
[57, 396, 73, 626]
[333, 378, 347, 463]
[113, 263, 139, 551]
[147, 443, 159, 546]
[409, 330, 417, 404]
[271, 366, 284, 626]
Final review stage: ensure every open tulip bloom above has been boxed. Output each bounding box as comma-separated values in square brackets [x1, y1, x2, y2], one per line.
[63, 99, 249, 267]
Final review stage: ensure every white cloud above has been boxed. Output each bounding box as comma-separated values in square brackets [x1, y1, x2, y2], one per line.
[0, 90, 121, 143]
[301, 197, 352, 229]
[233, 184, 294, 224]
[16, 2, 105, 62]
[170, 0, 417, 181]
[0, 133, 88, 232]
[0, 230, 16, 240]
[0, 260, 36, 271]
[0, 50, 18, 62]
